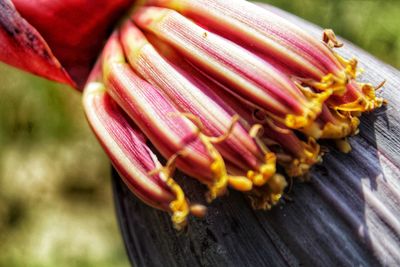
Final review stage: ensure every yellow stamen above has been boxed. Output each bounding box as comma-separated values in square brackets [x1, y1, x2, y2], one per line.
[149, 154, 190, 230]
[247, 124, 279, 186]
[166, 176, 190, 230]
[200, 134, 229, 202]
[284, 86, 332, 129]
[246, 152, 277, 187]
[284, 113, 308, 129]
[332, 83, 385, 113]
[297, 47, 358, 96]
[335, 53, 358, 80]
[300, 71, 348, 95]
[178, 112, 243, 202]
[228, 176, 253, 191]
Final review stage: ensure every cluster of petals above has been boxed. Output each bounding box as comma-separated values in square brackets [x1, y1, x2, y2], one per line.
[0, 0, 384, 229]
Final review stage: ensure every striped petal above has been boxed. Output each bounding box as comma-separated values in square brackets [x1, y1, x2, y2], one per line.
[146, 0, 345, 90]
[146, 0, 384, 119]
[212, 83, 321, 177]
[120, 21, 280, 190]
[82, 61, 189, 229]
[102, 32, 229, 201]
[132, 6, 330, 130]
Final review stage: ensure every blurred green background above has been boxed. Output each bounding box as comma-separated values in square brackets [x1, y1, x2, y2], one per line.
[0, 1, 399, 266]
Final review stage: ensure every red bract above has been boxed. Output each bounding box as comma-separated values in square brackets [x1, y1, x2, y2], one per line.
[0, 0, 134, 88]
[0, 0, 72, 85]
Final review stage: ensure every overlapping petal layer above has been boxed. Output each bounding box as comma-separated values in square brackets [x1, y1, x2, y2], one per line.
[103, 33, 230, 201]
[83, 61, 189, 229]
[121, 21, 279, 190]
[132, 7, 331, 130]
[0, 0, 386, 227]
[147, 0, 384, 113]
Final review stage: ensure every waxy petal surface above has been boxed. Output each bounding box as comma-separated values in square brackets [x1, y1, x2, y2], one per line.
[83, 61, 189, 229]
[147, 0, 383, 115]
[146, 0, 342, 81]
[120, 21, 277, 189]
[102, 33, 229, 200]
[212, 83, 320, 177]
[132, 7, 328, 130]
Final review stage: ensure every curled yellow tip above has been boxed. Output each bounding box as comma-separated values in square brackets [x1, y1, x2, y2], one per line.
[154, 157, 190, 230]
[298, 71, 348, 96]
[178, 112, 231, 202]
[166, 177, 190, 230]
[335, 53, 358, 80]
[208, 114, 240, 144]
[249, 124, 264, 138]
[284, 87, 331, 129]
[247, 152, 277, 187]
[200, 134, 229, 202]
[333, 83, 385, 113]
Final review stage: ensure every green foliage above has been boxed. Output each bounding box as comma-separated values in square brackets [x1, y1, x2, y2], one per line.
[0, 1, 398, 266]
[0, 64, 128, 267]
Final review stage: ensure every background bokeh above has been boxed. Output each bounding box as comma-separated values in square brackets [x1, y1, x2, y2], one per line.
[0, 1, 399, 266]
